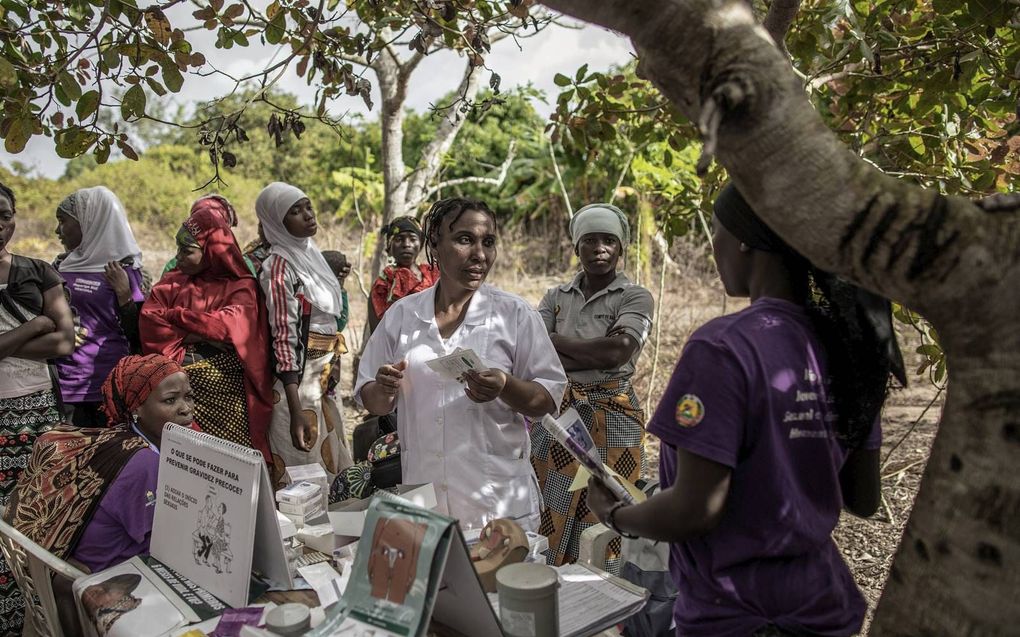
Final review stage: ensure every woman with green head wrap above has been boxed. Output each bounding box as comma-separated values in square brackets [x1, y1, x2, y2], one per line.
[530, 203, 654, 573]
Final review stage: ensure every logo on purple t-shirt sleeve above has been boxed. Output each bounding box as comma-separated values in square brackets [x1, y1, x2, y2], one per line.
[675, 394, 704, 428]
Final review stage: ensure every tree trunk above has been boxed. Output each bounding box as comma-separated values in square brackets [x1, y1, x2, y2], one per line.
[371, 49, 410, 280]
[540, 0, 1020, 633]
[404, 62, 483, 210]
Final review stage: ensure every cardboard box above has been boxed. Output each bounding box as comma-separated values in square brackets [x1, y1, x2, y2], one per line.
[327, 483, 437, 538]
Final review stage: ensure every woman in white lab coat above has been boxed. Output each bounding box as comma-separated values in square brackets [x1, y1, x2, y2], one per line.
[357, 198, 566, 531]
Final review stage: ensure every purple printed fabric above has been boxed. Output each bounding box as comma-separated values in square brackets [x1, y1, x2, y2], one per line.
[56, 268, 144, 402]
[647, 297, 880, 637]
[72, 447, 159, 572]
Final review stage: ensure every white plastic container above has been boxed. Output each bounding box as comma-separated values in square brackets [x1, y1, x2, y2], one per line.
[496, 563, 560, 637]
[265, 602, 311, 636]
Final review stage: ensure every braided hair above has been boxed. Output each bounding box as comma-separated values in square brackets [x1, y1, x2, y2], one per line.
[420, 197, 497, 266]
[0, 182, 15, 213]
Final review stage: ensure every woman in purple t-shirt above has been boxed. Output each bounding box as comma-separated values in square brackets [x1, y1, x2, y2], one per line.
[586, 184, 906, 637]
[54, 186, 146, 427]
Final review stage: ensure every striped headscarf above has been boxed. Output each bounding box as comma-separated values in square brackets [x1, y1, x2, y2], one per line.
[101, 354, 184, 425]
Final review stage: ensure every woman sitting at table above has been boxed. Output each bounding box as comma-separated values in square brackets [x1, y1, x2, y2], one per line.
[357, 197, 567, 531]
[4, 354, 196, 573]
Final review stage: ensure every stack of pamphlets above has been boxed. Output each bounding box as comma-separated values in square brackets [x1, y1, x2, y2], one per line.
[541, 408, 640, 504]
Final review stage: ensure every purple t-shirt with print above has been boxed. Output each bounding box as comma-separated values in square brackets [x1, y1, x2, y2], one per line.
[72, 447, 159, 573]
[647, 298, 880, 637]
[56, 268, 144, 403]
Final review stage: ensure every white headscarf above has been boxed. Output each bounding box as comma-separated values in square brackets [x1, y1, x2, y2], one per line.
[255, 182, 343, 318]
[569, 203, 631, 247]
[57, 186, 143, 273]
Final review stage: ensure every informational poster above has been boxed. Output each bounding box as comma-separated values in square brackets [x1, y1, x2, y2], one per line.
[72, 556, 227, 637]
[150, 425, 291, 607]
[310, 494, 503, 637]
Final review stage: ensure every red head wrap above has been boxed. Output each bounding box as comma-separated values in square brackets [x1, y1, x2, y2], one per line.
[101, 354, 184, 425]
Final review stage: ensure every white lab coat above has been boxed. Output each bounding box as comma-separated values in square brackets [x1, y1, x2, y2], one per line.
[356, 283, 567, 531]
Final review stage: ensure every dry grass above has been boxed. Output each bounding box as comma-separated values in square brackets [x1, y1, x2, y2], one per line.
[12, 221, 938, 633]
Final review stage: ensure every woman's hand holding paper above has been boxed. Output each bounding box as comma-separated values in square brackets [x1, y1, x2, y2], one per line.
[463, 368, 507, 403]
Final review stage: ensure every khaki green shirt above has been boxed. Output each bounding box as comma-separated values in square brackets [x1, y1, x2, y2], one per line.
[538, 271, 653, 385]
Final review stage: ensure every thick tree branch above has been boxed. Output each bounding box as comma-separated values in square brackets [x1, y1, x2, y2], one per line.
[762, 0, 801, 56]
[403, 60, 484, 208]
[417, 140, 517, 205]
[539, 2, 1020, 635]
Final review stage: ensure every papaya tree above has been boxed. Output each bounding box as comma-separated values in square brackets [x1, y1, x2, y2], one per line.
[538, 0, 1019, 633]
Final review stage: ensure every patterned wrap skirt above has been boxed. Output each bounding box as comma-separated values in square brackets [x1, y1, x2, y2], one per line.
[530, 377, 644, 574]
[0, 388, 60, 636]
[268, 332, 353, 488]
[185, 351, 253, 449]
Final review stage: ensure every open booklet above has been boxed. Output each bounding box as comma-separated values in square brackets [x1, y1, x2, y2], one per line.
[541, 408, 640, 504]
[73, 555, 230, 637]
[308, 493, 503, 637]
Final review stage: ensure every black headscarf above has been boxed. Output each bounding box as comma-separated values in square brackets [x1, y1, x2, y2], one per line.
[713, 183, 907, 448]
[383, 216, 424, 241]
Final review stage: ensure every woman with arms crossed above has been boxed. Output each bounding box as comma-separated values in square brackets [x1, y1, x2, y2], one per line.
[531, 203, 652, 571]
[0, 181, 74, 636]
[357, 197, 567, 531]
[587, 184, 905, 637]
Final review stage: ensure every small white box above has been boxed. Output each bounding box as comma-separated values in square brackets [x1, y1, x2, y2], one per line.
[327, 483, 436, 538]
[276, 481, 321, 506]
[284, 464, 330, 509]
[278, 498, 323, 516]
[276, 510, 298, 540]
[281, 507, 327, 528]
[296, 523, 357, 554]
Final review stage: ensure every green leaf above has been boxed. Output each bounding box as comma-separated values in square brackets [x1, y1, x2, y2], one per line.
[76, 90, 100, 121]
[3, 117, 34, 154]
[59, 71, 82, 101]
[95, 141, 111, 164]
[0, 57, 17, 90]
[266, 10, 286, 44]
[55, 126, 99, 158]
[121, 83, 146, 119]
[908, 135, 925, 156]
[145, 77, 167, 96]
[144, 8, 172, 46]
[161, 63, 184, 92]
[575, 63, 589, 83]
[553, 73, 572, 87]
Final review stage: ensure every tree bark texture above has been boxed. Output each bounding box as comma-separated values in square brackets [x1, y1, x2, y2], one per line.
[372, 47, 410, 280]
[368, 52, 485, 280]
[539, 0, 1020, 634]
